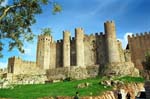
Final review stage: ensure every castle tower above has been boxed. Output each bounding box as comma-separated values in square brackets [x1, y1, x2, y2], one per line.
[104, 21, 120, 63]
[36, 34, 52, 69]
[63, 31, 70, 67]
[75, 28, 85, 67]
[8, 56, 22, 74]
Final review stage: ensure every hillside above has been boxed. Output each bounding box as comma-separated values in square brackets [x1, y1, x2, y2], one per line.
[0, 76, 144, 99]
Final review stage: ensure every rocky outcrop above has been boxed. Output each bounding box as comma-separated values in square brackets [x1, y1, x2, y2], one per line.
[103, 62, 139, 77]
[0, 73, 47, 89]
[77, 82, 91, 88]
[11, 74, 47, 84]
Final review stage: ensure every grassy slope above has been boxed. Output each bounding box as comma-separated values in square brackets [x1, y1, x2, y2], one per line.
[0, 76, 144, 99]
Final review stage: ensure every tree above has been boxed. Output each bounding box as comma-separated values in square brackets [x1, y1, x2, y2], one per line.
[0, 0, 61, 57]
[42, 28, 52, 36]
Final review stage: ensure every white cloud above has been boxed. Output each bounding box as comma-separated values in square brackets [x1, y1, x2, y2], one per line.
[118, 32, 133, 49]
[124, 32, 133, 42]
[24, 47, 32, 56]
[1, 0, 8, 6]
[20, 41, 37, 61]
[0, 62, 7, 68]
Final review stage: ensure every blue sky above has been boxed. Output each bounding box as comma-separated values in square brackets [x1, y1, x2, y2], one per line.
[0, 0, 150, 68]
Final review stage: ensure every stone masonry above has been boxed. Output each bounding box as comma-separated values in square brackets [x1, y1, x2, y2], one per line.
[34, 21, 123, 69]
[7, 21, 140, 78]
[127, 33, 150, 69]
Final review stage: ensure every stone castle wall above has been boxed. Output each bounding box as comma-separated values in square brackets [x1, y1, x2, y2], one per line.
[84, 33, 107, 66]
[38, 32, 107, 68]
[45, 31, 114, 68]
[8, 57, 36, 74]
[128, 32, 150, 69]
[35, 26, 114, 69]
[7, 21, 139, 78]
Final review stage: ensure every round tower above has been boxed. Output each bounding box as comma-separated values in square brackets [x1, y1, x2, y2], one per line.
[75, 28, 85, 67]
[63, 31, 70, 67]
[36, 34, 52, 69]
[104, 21, 120, 63]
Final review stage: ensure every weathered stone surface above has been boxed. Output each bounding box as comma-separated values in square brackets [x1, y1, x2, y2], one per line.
[10, 74, 47, 85]
[69, 67, 88, 79]
[104, 21, 121, 63]
[100, 80, 124, 88]
[75, 28, 85, 67]
[77, 82, 90, 88]
[46, 66, 99, 80]
[103, 62, 139, 77]
[128, 33, 150, 70]
[0, 78, 14, 89]
[101, 80, 112, 86]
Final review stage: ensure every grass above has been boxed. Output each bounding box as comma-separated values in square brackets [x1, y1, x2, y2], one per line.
[115, 76, 144, 83]
[0, 76, 144, 99]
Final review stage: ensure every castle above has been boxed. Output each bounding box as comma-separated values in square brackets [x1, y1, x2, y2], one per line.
[128, 33, 150, 70]
[7, 21, 150, 78]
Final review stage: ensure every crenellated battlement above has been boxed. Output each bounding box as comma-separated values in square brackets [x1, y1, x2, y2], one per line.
[9, 56, 20, 59]
[128, 32, 150, 39]
[22, 60, 35, 64]
[56, 39, 63, 44]
[38, 34, 53, 43]
[71, 37, 75, 41]
[104, 20, 115, 24]
[83, 32, 105, 38]
[9, 56, 35, 64]
[75, 27, 84, 40]
[75, 27, 83, 31]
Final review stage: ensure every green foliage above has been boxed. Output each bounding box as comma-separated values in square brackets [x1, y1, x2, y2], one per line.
[143, 51, 150, 70]
[42, 28, 52, 36]
[0, 76, 144, 99]
[53, 3, 62, 14]
[0, 0, 62, 57]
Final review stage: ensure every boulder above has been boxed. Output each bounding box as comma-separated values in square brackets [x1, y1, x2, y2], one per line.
[77, 82, 90, 88]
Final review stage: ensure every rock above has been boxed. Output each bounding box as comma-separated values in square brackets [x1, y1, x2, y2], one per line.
[103, 62, 139, 77]
[3, 74, 48, 85]
[101, 80, 112, 86]
[52, 80, 61, 83]
[77, 82, 90, 88]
